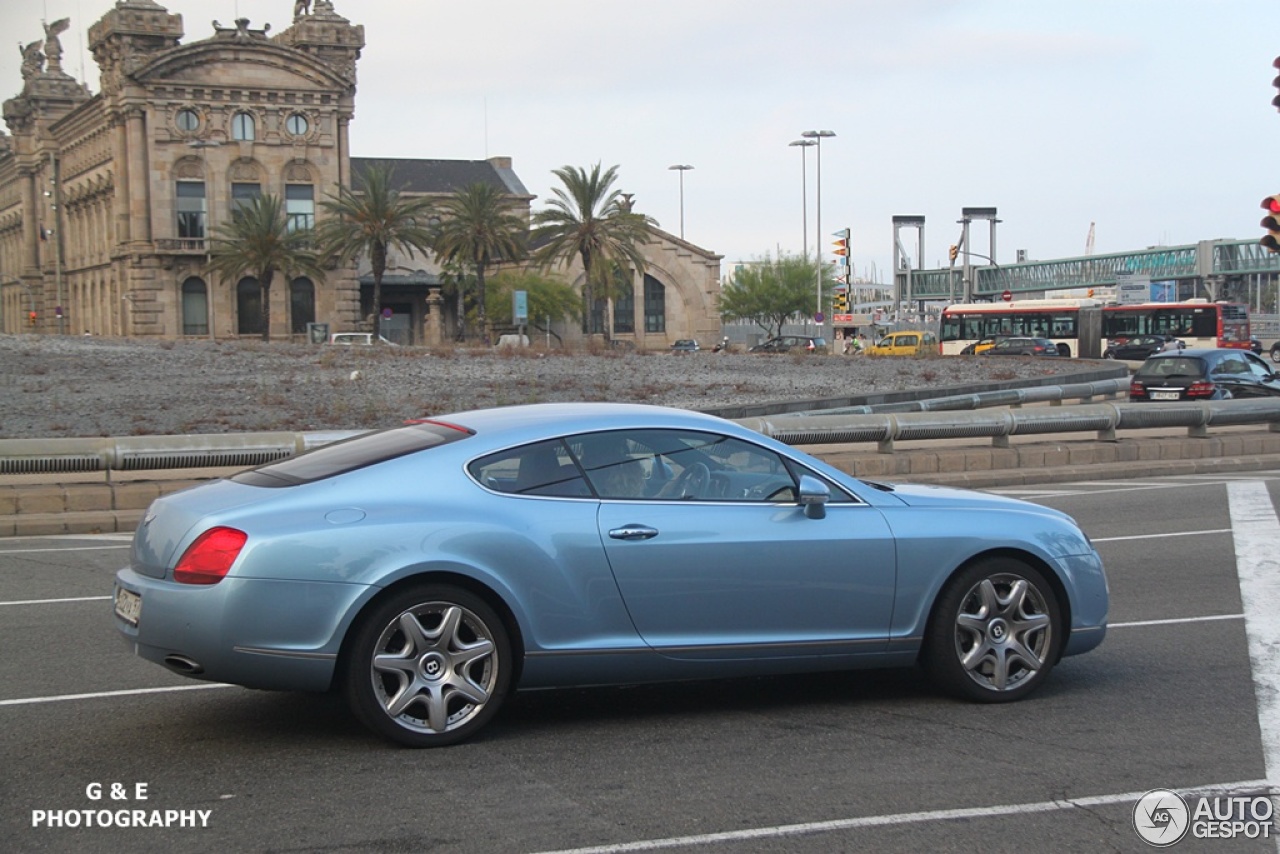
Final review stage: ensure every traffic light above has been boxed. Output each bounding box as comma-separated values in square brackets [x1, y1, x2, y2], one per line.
[948, 244, 958, 263]
[1261, 195, 1280, 252]
[1272, 56, 1280, 112]
[28, 310, 36, 326]
[833, 290, 849, 313]
[831, 228, 850, 267]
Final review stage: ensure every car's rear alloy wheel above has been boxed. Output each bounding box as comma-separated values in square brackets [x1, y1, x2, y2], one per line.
[343, 585, 511, 747]
[923, 559, 1062, 702]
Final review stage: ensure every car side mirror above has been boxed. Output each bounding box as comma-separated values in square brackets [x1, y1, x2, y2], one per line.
[797, 474, 830, 519]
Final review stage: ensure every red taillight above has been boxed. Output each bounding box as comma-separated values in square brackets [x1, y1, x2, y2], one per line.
[1130, 379, 1146, 395]
[173, 527, 248, 585]
[1186, 381, 1216, 399]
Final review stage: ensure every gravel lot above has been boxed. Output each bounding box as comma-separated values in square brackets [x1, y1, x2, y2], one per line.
[0, 335, 1087, 439]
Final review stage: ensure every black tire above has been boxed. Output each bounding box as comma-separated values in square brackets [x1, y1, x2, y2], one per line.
[1271, 343, 1280, 365]
[342, 584, 512, 747]
[922, 558, 1063, 703]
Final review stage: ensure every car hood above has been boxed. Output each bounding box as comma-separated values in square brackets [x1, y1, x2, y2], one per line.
[869, 480, 1079, 524]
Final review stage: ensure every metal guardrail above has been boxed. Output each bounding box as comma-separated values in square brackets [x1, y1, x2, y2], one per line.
[0, 433, 321, 475]
[2, 392, 1280, 474]
[738, 398, 1280, 453]
[798, 378, 1131, 416]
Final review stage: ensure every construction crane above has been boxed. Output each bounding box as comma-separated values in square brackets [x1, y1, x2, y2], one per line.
[1085, 222, 1096, 256]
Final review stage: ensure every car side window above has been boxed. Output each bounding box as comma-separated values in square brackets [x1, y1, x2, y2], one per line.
[469, 440, 591, 497]
[1211, 356, 1248, 376]
[1244, 353, 1273, 380]
[568, 429, 804, 503]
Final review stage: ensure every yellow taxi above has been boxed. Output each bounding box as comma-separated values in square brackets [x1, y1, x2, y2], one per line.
[865, 330, 938, 356]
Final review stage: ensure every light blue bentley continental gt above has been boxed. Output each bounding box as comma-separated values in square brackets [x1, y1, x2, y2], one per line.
[113, 402, 1108, 747]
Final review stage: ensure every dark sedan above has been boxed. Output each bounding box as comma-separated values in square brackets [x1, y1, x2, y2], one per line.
[1103, 335, 1178, 361]
[1129, 348, 1280, 401]
[982, 337, 1062, 357]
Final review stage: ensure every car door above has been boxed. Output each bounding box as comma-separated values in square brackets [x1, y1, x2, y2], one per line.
[1209, 352, 1277, 398]
[587, 429, 897, 660]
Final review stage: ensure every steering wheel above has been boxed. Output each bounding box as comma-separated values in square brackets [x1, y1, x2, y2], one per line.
[668, 462, 710, 499]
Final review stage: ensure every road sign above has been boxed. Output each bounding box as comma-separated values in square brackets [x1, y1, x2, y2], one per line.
[1001, 290, 1012, 302]
[814, 312, 825, 323]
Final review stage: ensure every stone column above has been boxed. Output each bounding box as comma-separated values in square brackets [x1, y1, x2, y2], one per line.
[424, 286, 443, 347]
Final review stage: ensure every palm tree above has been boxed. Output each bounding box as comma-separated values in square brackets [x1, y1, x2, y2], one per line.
[206, 193, 324, 342]
[430, 182, 527, 343]
[314, 162, 437, 341]
[531, 163, 656, 338]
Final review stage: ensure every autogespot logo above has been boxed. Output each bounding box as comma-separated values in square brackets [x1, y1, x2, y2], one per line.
[1134, 789, 1190, 847]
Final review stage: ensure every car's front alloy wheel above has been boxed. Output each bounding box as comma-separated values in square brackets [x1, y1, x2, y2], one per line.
[923, 559, 1062, 702]
[343, 584, 511, 747]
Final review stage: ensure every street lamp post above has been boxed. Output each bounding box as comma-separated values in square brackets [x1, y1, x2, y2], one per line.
[801, 130, 835, 327]
[667, 164, 693, 239]
[787, 140, 815, 259]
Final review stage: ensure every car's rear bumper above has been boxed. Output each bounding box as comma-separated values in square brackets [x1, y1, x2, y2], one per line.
[113, 567, 372, 692]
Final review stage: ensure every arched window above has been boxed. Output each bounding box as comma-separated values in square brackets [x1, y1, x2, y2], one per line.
[181, 277, 209, 336]
[290, 278, 315, 334]
[644, 275, 666, 333]
[237, 277, 262, 336]
[232, 112, 256, 141]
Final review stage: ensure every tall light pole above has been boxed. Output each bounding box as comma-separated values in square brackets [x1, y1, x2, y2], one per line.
[668, 164, 693, 239]
[801, 129, 835, 326]
[787, 139, 815, 259]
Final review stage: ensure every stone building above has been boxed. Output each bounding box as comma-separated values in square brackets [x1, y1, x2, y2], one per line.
[0, 0, 722, 346]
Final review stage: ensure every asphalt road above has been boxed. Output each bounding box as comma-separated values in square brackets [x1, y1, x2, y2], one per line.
[2, 473, 1279, 853]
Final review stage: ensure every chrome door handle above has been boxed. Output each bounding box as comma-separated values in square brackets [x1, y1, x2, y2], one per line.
[608, 525, 659, 541]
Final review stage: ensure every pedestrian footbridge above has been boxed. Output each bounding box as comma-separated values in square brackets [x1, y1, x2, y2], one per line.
[900, 239, 1280, 302]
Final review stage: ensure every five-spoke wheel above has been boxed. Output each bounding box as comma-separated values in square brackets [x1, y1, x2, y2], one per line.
[343, 585, 511, 747]
[923, 559, 1062, 702]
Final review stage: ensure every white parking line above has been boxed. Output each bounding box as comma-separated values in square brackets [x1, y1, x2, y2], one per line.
[0, 595, 110, 607]
[1093, 528, 1230, 543]
[0, 683, 235, 707]
[1110, 614, 1242, 629]
[531, 780, 1272, 854]
[1227, 482, 1280, 796]
[0, 545, 130, 554]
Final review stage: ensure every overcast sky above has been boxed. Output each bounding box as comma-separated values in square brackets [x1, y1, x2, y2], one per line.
[3, 1, 1277, 282]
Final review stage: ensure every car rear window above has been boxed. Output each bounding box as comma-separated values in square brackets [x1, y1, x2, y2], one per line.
[231, 421, 473, 487]
[1136, 356, 1207, 379]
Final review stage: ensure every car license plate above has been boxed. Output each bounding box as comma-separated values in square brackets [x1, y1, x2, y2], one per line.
[1151, 391, 1181, 401]
[114, 586, 141, 626]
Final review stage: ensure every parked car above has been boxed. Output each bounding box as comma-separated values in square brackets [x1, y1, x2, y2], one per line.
[959, 336, 1005, 355]
[329, 332, 397, 346]
[982, 337, 1062, 357]
[112, 402, 1108, 747]
[1103, 335, 1179, 361]
[670, 339, 700, 352]
[749, 335, 827, 353]
[865, 330, 938, 356]
[1128, 348, 1280, 401]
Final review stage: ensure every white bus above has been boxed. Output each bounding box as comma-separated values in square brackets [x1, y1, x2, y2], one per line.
[939, 299, 1102, 357]
[940, 299, 1252, 357]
